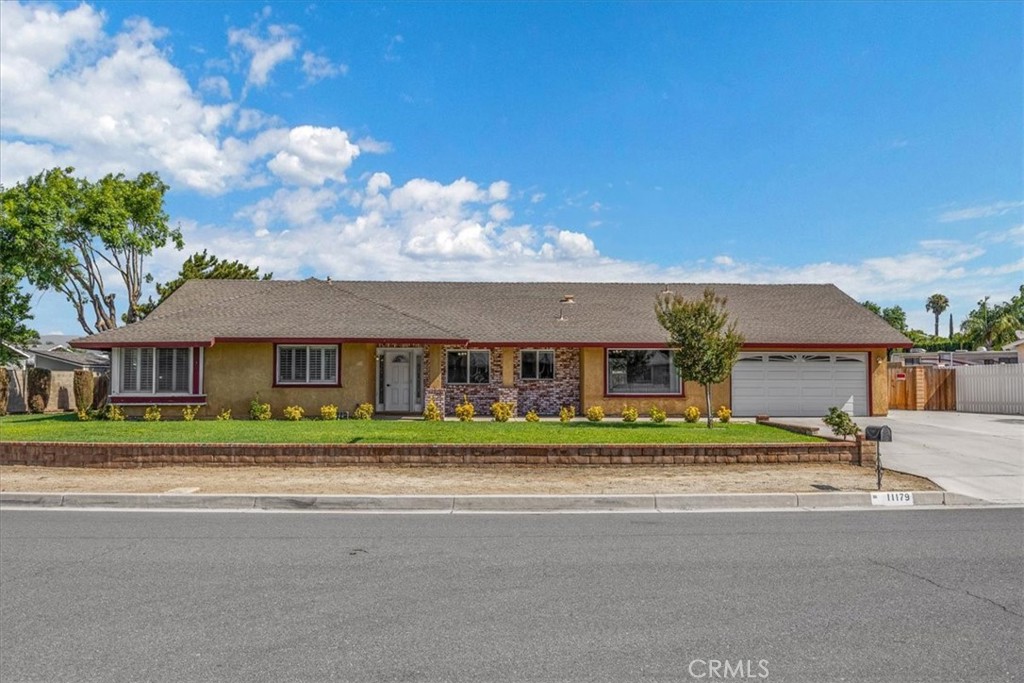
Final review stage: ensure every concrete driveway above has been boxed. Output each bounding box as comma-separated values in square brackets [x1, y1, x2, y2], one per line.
[782, 410, 1024, 504]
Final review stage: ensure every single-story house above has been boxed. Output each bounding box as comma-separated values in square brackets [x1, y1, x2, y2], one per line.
[70, 280, 911, 418]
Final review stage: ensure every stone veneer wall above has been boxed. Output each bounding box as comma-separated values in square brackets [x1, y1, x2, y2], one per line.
[1, 440, 875, 468]
[441, 346, 580, 417]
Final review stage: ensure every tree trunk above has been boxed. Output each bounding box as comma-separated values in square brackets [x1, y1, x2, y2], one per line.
[705, 384, 713, 429]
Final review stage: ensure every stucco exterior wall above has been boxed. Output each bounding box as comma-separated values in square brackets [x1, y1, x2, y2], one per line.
[579, 347, 729, 417]
[201, 342, 375, 419]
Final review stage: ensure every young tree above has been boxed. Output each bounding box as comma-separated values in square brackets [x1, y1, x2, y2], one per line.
[135, 250, 272, 319]
[925, 293, 950, 337]
[0, 167, 182, 335]
[656, 288, 745, 428]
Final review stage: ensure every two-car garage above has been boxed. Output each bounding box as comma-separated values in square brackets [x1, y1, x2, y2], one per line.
[731, 352, 869, 417]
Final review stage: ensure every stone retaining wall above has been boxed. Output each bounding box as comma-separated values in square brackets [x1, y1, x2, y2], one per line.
[0, 440, 875, 468]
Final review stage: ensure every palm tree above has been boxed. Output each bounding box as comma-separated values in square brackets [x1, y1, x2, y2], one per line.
[925, 293, 949, 337]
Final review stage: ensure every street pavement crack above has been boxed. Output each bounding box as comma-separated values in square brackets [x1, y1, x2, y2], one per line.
[871, 559, 1023, 618]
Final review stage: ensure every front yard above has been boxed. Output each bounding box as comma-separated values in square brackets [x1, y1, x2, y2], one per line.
[0, 413, 822, 445]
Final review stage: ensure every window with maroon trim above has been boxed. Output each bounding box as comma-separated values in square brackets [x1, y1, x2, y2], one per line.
[277, 345, 338, 385]
[119, 348, 192, 394]
[520, 350, 555, 381]
[606, 349, 681, 395]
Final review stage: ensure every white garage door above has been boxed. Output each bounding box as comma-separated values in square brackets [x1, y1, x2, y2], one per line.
[731, 352, 868, 417]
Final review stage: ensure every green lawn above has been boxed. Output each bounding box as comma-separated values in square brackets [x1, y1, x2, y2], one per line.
[0, 413, 820, 445]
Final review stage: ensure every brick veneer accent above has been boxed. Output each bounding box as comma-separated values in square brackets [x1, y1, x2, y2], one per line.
[0, 440, 874, 468]
[442, 346, 580, 417]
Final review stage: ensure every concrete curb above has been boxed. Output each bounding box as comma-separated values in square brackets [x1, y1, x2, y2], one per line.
[0, 490, 994, 512]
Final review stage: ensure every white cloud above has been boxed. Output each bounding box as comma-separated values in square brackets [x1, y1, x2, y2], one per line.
[266, 126, 360, 185]
[489, 204, 513, 222]
[356, 136, 393, 154]
[199, 75, 231, 98]
[938, 200, 1024, 223]
[0, 3, 377, 195]
[301, 51, 346, 83]
[713, 255, 735, 266]
[228, 20, 299, 91]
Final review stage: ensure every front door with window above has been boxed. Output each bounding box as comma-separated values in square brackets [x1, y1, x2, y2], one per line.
[381, 349, 423, 413]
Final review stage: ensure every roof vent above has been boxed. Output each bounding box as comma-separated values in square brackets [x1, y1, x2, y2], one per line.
[560, 294, 576, 305]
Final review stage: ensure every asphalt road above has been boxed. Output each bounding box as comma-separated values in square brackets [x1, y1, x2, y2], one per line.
[1, 509, 1022, 683]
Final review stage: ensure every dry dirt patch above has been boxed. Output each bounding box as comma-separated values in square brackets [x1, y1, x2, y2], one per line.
[0, 464, 938, 495]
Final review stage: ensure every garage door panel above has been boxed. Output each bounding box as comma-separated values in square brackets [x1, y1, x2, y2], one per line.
[732, 352, 867, 417]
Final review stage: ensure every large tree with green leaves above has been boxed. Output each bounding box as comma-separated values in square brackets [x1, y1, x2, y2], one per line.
[925, 293, 950, 337]
[0, 190, 39, 360]
[0, 275, 38, 363]
[136, 250, 272, 319]
[655, 287, 745, 428]
[861, 301, 908, 333]
[0, 167, 182, 335]
[960, 288, 1024, 349]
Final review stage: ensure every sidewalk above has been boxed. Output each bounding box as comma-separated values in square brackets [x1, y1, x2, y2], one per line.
[0, 490, 989, 513]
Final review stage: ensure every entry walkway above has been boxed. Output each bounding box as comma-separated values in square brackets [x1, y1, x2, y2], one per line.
[782, 410, 1024, 504]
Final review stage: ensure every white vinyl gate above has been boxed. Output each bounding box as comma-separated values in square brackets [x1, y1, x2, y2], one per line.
[731, 352, 869, 417]
[956, 365, 1024, 415]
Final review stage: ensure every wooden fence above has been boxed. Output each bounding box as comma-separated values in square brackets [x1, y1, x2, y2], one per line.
[888, 366, 956, 411]
[956, 365, 1024, 415]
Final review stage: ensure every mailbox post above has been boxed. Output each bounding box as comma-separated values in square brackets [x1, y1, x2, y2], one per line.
[864, 425, 893, 490]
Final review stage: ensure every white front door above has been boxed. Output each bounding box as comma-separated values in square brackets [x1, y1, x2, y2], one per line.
[382, 349, 422, 413]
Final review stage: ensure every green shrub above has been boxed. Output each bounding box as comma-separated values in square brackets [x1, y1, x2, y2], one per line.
[621, 405, 639, 423]
[586, 406, 605, 422]
[76, 409, 92, 421]
[524, 409, 540, 422]
[143, 405, 162, 422]
[73, 370, 94, 415]
[422, 399, 443, 421]
[27, 368, 51, 413]
[490, 401, 514, 422]
[649, 406, 667, 423]
[249, 395, 272, 421]
[683, 406, 701, 423]
[716, 405, 732, 424]
[823, 406, 860, 440]
[283, 405, 305, 421]
[0, 367, 8, 416]
[216, 408, 232, 421]
[353, 402, 374, 420]
[559, 405, 576, 423]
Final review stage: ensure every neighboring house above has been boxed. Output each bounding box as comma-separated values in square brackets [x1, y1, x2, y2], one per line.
[1004, 336, 1024, 364]
[891, 349, 1020, 367]
[27, 346, 110, 373]
[70, 280, 911, 418]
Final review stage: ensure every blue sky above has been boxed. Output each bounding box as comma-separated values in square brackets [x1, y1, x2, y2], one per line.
[2, 1, 1021, 337]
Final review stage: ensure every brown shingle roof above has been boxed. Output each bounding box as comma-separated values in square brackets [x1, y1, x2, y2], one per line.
[71, 280, 912, 349]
